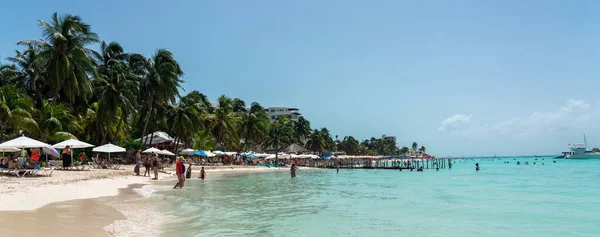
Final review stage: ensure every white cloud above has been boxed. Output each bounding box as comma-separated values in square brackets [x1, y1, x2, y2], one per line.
[438, 99, 594, 138]
[438, 114, 472, 131]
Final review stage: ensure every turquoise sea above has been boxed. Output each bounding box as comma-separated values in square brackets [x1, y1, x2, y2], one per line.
[151, 157, 600, 237]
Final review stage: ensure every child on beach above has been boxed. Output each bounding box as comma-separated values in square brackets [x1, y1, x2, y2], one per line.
[199, 167, 206, 180]
[186, 163, 192, 179]
[134, 151, 141, 176]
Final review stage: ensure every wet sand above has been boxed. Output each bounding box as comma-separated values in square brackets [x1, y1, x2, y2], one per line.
[0, 197, 125, 237]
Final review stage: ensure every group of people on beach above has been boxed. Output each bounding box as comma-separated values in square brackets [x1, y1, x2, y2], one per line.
[1, 147, 48, 170]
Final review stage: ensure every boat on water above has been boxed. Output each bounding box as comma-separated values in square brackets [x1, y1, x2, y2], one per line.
[554, 151, 574, 159]
[563, 134, 600, 159]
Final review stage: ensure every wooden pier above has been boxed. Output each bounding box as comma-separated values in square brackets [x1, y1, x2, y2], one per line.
[297, 158, 453, 170]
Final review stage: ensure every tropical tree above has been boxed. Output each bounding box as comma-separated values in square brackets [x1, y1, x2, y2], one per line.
[6, 41, 47, 107]
[238, 102, 269, 152]
[204, 95, 241, 150]
[400, 147, 410, 156]
[420, 146, 426, 155]
[132, 49, 184, 148]
[320, 128, 335, 151]
[0, 62, 16, 86]
[93, 41, 138, 143]
[305, 129, 325, 154]
[263, 117, 293, 160]
[192, 130, 217, 151]
[0, 86, 37, 141]
[35, 12, 99, 105]
[412, 142, 418, 155]
[339, 136, 359, 155]
[167, 91, 206, 155]
[36, 100, 81, 142]
[293, 116, 311, 144]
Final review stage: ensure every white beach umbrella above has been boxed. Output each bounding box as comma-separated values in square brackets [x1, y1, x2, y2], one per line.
[205, 151, 216, 157]
[143, 147, 162, 154]
[52, 139, 95, 149]
[92, 143, 126, 160]
[161, 149, 175, 156]
[92, 143, 126, 153]
[179, 148, 195, 156]
[53, 139, 95, 164]
[0, 135, 51, 148]
[0, 147, 20, 152]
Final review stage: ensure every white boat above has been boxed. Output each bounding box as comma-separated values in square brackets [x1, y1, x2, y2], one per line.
[565, 135, 600, 160]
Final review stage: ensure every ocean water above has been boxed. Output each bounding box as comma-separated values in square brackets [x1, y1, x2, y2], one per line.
[150, 158, 600, 237]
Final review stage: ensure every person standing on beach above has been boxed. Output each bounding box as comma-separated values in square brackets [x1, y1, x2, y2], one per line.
[186, 163, 192, 179]
[199, 167, 206, 180]
[173, 156, 186, 189]
[152, 152, 159, 180]
[134, 151, 141, 176]
[290, 164, 299, 178]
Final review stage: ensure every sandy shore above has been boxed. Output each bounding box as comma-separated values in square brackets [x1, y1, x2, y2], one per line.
[0, 165, 304, 236]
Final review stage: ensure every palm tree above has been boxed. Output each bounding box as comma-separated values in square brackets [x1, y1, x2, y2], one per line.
[319, 128, 335, 151]
[192, 130, 217, 151]
[36, 13, 99, 105]
[93, 41, 138, 143]
[263, 118, 293, 160]
[0, 86, 38, 141]
[132, 49, 183, 148]
[6, 41, 47, 107]
[204, 95, 241, 150]
[232, 98, 246, 112]
[293, 117, 311, 144]
[412, 142, 418, 156]
[419, 146, 426, 156]
[305, 129, 325, 155]
[400, 147, 410, 156]
[36, 100, 81, 142]
[0, 62, 16, 86]
[239, 102, 269, 152]
[167, 91, 206, 155]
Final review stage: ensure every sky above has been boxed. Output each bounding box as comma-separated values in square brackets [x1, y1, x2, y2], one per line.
[2, 0, 600, 156]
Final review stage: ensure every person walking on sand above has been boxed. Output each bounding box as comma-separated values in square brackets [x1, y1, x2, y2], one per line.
[199, 166, 206, 180]
[173, 157, 186, 189]
[291, 164, 299, 178]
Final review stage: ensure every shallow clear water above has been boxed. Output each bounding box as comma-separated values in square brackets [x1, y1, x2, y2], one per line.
[153, 158, 600, 237]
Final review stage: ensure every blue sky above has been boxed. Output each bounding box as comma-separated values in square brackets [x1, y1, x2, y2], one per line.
[2, 0, 600, 156]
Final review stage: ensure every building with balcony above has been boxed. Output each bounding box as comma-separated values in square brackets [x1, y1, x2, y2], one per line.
[266, 107, 302, 122]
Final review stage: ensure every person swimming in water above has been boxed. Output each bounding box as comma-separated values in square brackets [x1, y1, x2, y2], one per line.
[553, 160, 556, 163]
[475, 163, 480, 171]
[517, 161, 521, 165]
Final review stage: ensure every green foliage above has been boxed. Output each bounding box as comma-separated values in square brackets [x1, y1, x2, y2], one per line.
[0, 12, 431, 158]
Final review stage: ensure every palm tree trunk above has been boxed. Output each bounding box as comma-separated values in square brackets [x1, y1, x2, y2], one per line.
[139, 105, 154, 150]
[113, 113, 126, 143]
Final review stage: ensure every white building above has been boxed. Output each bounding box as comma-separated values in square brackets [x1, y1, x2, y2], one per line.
[266, 107, 302, 122]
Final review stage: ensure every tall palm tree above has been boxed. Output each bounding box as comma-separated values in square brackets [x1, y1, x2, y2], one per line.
[36, 12, 99, 105]
[319, 128, 335, 151]
[204, 95, 241, 150]
[263, 117, 293, 160]
[239, 102, 269, 152]
[6, 41, 47, 107]
[305, 129, 324, 155]
[0, 86, 38, 141]
[132, 49, 183, 148]
[167, 91, 206, 155]
[293, 116, 311, 144]
[192, 130, 217, 151]
[412, 142, 418, 156]
[93, 41, 138, 143]
[420, 146, 426, 155]
[232, 98, 246, 112]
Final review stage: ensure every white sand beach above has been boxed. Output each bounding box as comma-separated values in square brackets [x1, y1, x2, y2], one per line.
[0, 165, 302, 236]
